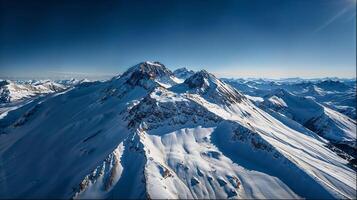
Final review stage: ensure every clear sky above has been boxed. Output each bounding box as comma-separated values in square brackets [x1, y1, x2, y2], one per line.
[0, 0, 356, 79]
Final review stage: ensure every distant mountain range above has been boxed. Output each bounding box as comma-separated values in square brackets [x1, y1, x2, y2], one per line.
[223, 78, 356, 120]
[0, 62, 355, 199]
[0, 78, 91, 104]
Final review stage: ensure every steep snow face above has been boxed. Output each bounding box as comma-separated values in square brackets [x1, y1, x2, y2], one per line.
[0, 84, 131, 198]
[259, 89, 356, 147]
[0, 80, 67, 103]
[0, 62, 356, 199]
[173, 67, 195, 80]
[73, 132, 148, 199]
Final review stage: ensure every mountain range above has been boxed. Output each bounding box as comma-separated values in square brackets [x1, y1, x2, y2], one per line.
[0, 62, 356, 199]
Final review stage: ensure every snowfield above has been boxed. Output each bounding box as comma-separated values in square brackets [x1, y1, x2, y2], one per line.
[0, 62, 356, 199]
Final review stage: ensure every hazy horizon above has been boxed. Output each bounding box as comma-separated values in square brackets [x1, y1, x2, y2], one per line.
[1, 61, 356, 81]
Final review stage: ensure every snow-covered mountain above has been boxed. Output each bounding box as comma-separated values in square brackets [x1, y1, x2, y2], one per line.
[0, 79, 67, 103]
[259, 89, 356, 149]
[299, 84, 356, 120]
[173, 67, 195, 80]
[119, 61, 182, 88]
[0, 78, 94, 105]
[0, 62, 356, 199]
[225, 78, 357, 120]
[55, 78, 91, 86]
[315, 80, 351, 92]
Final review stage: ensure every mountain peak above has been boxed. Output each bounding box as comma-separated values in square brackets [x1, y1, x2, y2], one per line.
[184, 70, 217, 89]
[173, 67, 193, 74]
[173, 67, 195, 80]
[118, 61, 177, 88]
[123, 61, 173, 78]
[182, 70, 245, 104]
[174, 67, 188, 71]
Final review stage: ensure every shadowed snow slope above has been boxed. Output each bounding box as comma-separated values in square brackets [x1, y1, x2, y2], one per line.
[0, 62, 355, 199]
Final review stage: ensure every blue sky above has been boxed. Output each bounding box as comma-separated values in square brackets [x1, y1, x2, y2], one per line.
[0, 0, 356, 79]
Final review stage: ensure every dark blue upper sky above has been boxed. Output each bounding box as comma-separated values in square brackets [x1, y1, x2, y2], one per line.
[0, 0, 356, 79]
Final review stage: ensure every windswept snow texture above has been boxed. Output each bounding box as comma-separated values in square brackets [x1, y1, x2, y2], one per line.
[0, 62, 356, 199]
